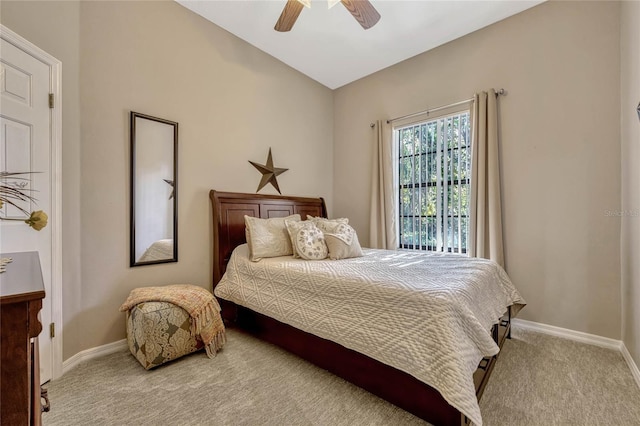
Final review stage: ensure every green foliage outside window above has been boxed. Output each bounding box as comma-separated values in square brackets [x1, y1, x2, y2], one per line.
[397, 113, 470, 252]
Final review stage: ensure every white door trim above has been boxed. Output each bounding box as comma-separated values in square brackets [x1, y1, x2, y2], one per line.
[1, 24, 63, 380]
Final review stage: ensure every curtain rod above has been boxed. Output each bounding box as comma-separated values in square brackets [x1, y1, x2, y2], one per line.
[380, 88, 506, 125]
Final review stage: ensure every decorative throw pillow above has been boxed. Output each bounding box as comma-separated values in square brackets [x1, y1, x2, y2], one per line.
[286, 220, 328, 260]
[285, 220, 310, 258]
[245, 214, 301, 261]
[294, 223, 328, 260]
[306, 216, 349, 234]
[324, 223, 364, 260]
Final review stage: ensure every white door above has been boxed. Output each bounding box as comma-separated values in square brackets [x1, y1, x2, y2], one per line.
[0, 36, 54, 383]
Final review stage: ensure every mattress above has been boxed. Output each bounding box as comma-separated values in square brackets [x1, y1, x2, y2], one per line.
[138, 238, 173, 262]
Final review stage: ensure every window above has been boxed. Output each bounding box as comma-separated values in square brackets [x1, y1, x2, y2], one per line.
[396, 111, 471, 253]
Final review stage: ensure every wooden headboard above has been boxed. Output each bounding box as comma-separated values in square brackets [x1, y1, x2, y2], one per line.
[209, 190, 327, 288]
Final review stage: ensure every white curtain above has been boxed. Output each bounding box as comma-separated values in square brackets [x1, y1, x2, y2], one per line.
[369, 120, 397, 249]
[469, 90, 505, 267]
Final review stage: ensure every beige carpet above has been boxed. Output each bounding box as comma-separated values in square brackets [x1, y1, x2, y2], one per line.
[43, 328, 640, 426]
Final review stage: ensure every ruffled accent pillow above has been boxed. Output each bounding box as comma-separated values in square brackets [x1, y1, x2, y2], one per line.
[306, 216, 349, 234]
[324, 223, 364, 260]
[285, 220, 328, 260]
[245, 214, 301, 261]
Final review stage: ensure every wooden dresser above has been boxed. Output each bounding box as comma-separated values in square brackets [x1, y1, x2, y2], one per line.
[0, 251, 45, 426]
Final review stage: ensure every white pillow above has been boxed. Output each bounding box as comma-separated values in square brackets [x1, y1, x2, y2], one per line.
[324, 223, 364, 260]
[245, 214, 301, 261]
[286, 220, 329, 260]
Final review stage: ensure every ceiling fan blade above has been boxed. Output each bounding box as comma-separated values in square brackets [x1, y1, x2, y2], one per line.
[275, 0, 305, 32]
[340, 0, 380, 30]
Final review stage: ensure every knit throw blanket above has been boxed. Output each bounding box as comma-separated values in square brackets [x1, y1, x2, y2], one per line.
[120, 284, 226, 358]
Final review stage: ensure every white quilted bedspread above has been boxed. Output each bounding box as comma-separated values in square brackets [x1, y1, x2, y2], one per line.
[215, 245, 525, 425]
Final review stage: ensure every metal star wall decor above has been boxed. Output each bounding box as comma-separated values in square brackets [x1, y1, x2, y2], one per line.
[249, 148, 288, 194]
[163, 179, 175, 199]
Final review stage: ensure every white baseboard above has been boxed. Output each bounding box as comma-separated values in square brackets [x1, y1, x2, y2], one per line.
[620, 343, 640, 390]
[511, 318, 622, 351]
[58, 320, 640, 391]
[512, 318, 640, 389]
[62, 339, 127, 375]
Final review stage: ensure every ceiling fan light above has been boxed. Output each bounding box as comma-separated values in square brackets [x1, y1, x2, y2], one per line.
[327, 0, 341, 9]
[296, 0, 311, 8]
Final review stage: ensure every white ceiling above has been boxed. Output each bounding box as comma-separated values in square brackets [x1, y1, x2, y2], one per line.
[176, 0, 544, 89]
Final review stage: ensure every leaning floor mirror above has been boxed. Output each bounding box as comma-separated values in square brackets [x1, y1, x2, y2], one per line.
[130, 111, 178, 266]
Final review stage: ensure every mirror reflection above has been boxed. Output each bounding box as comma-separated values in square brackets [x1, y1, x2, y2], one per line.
[130, 112, 178, 266]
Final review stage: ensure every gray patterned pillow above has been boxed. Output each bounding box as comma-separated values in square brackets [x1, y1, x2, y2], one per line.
[245, 214, 301, 261]
[286, 220, 328, 260]
[324, 223, 364, 260]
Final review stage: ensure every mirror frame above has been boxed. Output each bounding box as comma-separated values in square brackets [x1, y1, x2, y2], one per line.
[130, 111, 178, 267]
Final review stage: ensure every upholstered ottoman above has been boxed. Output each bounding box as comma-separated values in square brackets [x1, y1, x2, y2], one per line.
[125, 301, 203, 370]
[121, 284, 226, 370]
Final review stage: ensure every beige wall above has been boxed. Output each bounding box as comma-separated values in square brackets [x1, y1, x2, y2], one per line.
[334, 1, 622, 338]
[621, 0, 640, 366]
[3, 1, 333, 359]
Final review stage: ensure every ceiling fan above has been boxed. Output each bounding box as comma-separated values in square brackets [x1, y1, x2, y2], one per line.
[275, 0, 381, 32]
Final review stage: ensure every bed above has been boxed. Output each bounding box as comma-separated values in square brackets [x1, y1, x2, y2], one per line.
[138, 238, 173, 262]
[210, 190, 524, 426]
